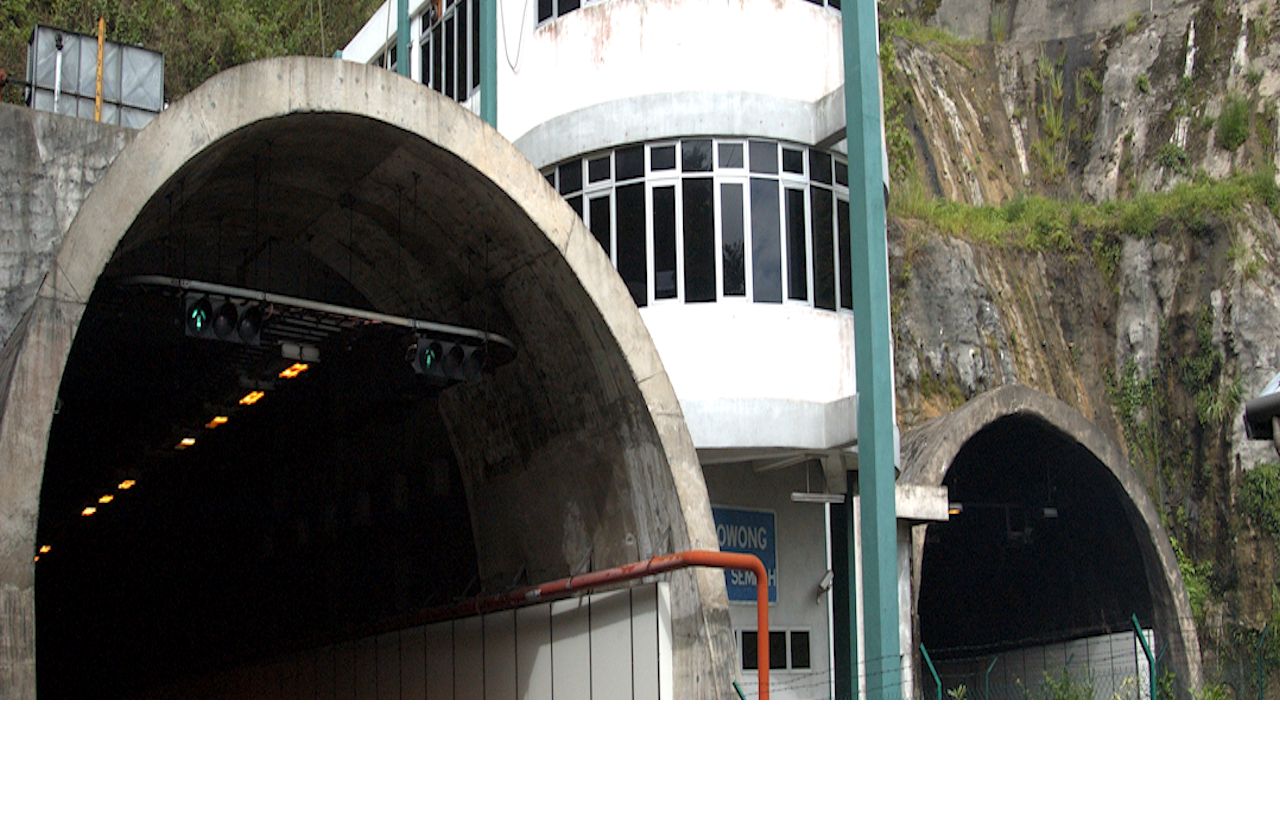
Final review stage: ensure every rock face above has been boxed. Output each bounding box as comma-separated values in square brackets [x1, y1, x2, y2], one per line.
[886, 0, 1280, 684]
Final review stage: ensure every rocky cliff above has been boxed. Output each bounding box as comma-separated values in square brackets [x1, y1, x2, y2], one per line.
[884, 0, 1280, 694]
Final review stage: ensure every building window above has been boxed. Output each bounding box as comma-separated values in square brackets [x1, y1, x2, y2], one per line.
[420, 0, 481, 104]
[543, 137, 853, 312]
[740, 630, 811, 671]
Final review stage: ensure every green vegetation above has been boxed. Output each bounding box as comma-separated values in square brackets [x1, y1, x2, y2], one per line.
[1041, 668, 1094, 699]
[0, 0, 381, 104]
[1155, 142, 1190, 176]
[1031, 54, 1067, 181]
[1135, 73, 1150, 95]
[1172, 534, 1213, 623]
[1180, 307, 1241, 429]
[1241, 463, 1280, 540]
[892, 170, 1280, 251]
[1217, 95, 1252, 152]
[1106, 357, 1157, 461]
[877, 34, 918, 191]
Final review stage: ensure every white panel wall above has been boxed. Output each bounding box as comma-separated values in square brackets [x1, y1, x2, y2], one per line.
[175, 584, 672, 699]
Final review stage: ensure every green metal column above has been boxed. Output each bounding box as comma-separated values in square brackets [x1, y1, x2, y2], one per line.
[481, 0, 497, 127]
[842, 0, 901, 699]
[396, 0, 410, 77]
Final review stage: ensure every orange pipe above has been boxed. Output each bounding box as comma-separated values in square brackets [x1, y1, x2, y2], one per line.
[387, 550, 771, 699]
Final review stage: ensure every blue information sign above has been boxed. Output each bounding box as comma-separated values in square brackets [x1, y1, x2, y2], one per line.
[712, 506, 777, 603]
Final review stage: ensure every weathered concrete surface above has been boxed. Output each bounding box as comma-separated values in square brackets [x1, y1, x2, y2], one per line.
[900, 384, 1202, 690]
[0, 58, 736, 698]
[0, 107, 133, 350]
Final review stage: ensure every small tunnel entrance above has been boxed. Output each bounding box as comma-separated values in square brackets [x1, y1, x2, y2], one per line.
[919, 416, 1153, 656]
[906, 387, 1201, 698]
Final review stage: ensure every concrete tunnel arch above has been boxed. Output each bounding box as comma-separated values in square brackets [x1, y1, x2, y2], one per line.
[900, 384, 1202, 693]
[0, 57, 737, 698]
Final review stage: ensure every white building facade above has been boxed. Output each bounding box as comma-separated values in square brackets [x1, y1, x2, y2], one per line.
[344, 0, 909, 700]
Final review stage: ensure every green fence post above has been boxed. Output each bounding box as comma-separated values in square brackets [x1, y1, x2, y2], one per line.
[919, 643, 942, 700]
[1131, 613, 1157, 700]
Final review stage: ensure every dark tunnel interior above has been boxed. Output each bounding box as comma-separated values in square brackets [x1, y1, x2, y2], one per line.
[918, 415, 1154, 659]
[35, 283, 480, 698]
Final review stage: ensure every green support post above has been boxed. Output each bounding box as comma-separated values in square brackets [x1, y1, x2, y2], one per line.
[843, 0, 900, 698]
[396, 0, 409, 78]
[481, 0, 497, 127]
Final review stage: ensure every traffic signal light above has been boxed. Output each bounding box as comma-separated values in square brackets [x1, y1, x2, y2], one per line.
[410, 337, 484, 384]
[184, 294, 262, 345]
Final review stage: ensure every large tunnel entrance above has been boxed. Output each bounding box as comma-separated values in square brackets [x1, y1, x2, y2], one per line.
[36, 279, 478, 697]
[903, 386, 1201, 698]
[0, 58, 736, 698]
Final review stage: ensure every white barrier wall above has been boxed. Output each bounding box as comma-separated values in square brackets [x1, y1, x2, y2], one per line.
[169, 584, 673, 699]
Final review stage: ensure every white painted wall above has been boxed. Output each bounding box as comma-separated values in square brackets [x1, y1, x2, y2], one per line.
[643, 303, 855, 408]
[705, 462, 833, 700]
[343, 0, 845, 143]
[165, 584, 673, 699]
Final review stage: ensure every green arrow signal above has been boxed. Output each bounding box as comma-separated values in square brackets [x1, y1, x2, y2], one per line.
[190, 304, 208, 331]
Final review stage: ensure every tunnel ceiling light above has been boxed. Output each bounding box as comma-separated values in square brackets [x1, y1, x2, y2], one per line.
[278, 362, 309, 380]
[81, 506, 97, 517]
[948, 503, 963, 515]
[206, 415, 229, 429]
[39, 545, 51, 555]
[98, 494, 115, 504]
[239, 390, 265, 406]
[117, 479, 136, 490]
[1042, 507, 1059, 519]
[176, 437, 197, 449]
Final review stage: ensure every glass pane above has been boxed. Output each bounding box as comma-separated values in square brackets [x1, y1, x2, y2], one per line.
[420, 38, 430, 86]
[683, 178, 715, 303]
[749, 140, 778, 174]
[785, 187, 808, 301]
[682, 139, 712, 172]
[810, 149, 832, 184]
[719, 142, 744, 169]
[769, 631, 787, 670]
[432, 22, 443, 93]
[650, 145, 676, 171]
[557, 159, 582, 195]
[457, 0, 469, 99]
[567, 195, 583, 218]
[616, 146, 644, 181]
[838, 198, 852, 310]
[538, 0, 553, 23]
[812, 187, 835, 310]
[830, 0, 841, 9]
[783, 148, 804, 174]
[617, 183, 647, 306]
[834, 159, 848, 187]
[588, 156, 611, 183]
[589, 194, 611, 258]
[790, 631, 811, 670]
[560, 0, 581, 13]
[653, 186, 677, 300]
[721, 183, 745, 297]
[750, 178, 782, 303]
[742, 631, 758, 670]
[444, 18, 455, 100]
